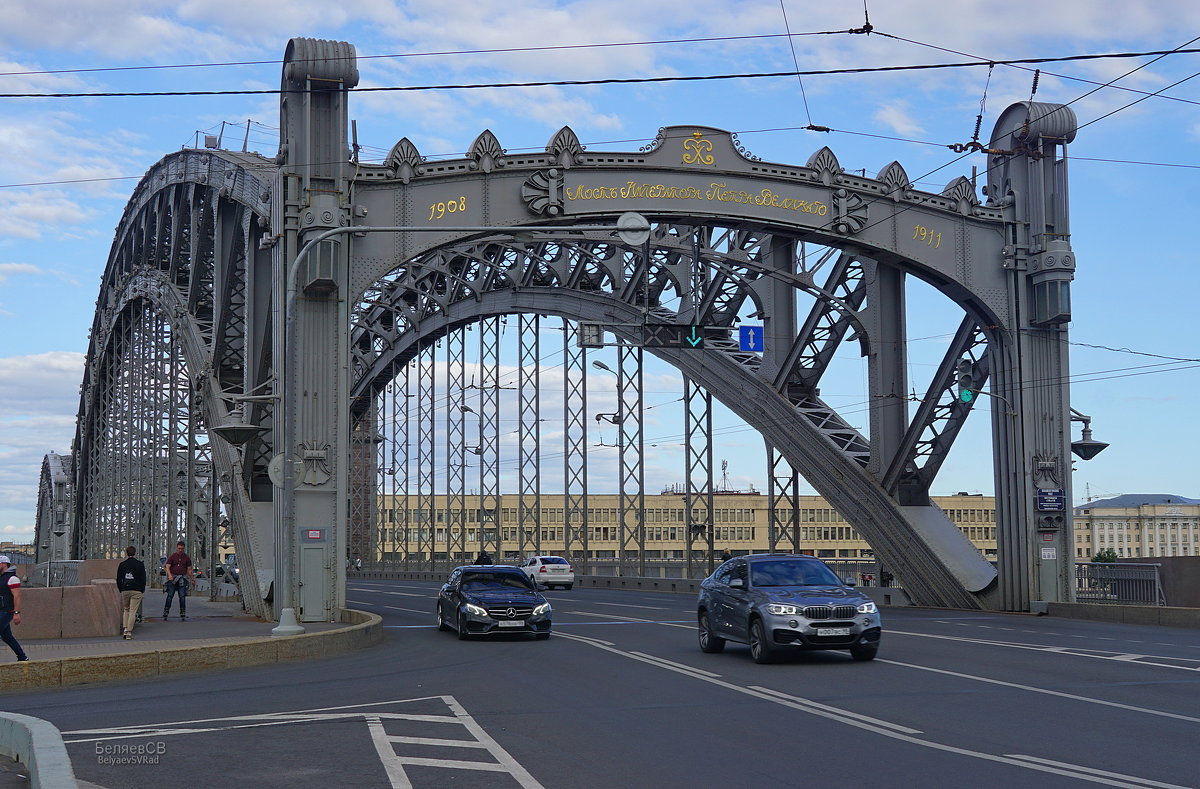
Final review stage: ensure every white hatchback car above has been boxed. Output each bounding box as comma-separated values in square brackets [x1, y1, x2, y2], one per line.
[520, 556, 575, 590]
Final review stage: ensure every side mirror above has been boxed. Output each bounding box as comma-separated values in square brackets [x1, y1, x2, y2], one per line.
[729, 578, 746, 590]
[844, 576, 857, 587]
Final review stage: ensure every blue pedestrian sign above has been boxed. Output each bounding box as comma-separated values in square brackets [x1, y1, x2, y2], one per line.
[739, 325, 764, 352]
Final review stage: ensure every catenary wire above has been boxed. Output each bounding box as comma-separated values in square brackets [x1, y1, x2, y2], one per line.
[3, 47, 1200, 98]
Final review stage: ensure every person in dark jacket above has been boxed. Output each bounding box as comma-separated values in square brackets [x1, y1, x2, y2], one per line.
[474, 550, 493, 565]
[0, 555, 28, 661]
[116, 546, 147, 639]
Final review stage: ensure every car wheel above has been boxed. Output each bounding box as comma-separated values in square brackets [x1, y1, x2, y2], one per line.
[749, 618, 776, 664]
[698, 611, 726, 654]
[436, 605, 450, 632]
[456, 611, 470, 640]
[850, 642, 878, 661]
[564, 584, 573, 591]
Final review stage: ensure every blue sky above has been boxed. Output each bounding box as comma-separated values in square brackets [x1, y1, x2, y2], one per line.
[1, 0, 1198, 543]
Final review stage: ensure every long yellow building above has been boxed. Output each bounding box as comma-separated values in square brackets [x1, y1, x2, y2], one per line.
[373, 491, 998, 564]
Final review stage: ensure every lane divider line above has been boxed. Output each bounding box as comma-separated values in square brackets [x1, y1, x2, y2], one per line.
[877, 659, 1200, 725]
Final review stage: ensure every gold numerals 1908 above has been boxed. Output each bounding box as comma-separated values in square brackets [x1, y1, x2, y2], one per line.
[429, 196, 467, 221]
[913, 224, 942, 248]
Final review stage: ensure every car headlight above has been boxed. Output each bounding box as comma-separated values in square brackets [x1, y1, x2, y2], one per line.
[766, 603, 799, 616]
[857, 601, 878, 614]
[533, 602, 552, 616]
[463, 603, 488, 617]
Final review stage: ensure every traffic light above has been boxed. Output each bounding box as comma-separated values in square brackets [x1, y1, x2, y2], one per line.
[956, 359, 978, 404]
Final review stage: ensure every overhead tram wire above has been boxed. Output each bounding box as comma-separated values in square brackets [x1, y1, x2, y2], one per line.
[806, 32, 1200, 268]
[874, 29, 1200, 109]
[0, 30, 861, 79]
[4, 47, 1200, 98]
[778, 0, 816, 127]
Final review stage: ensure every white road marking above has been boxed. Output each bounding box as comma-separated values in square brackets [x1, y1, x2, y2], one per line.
[748, 686, 923, 734]
[627, 652, 723, 678]
[889, 630, 1200, 672]
[1003, 754, 1189, 789]
[348, 599, 431, 616]
[66, 697, 545, 789]
[877, 659, 1200, 724]
[368, 590, 428, 598]
[591, 601, 668, 610]
[565, 610, 651, 622]
[553, 635, 1187, 788]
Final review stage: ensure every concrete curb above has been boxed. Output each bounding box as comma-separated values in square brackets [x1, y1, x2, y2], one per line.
[0, 712, 77, 789]
[1041, 601, 1200, 629]
[0, 608, 383, 694]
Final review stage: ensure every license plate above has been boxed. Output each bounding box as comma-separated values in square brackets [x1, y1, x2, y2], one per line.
[549, 568, 564, 573]
[817, 627, 851, 637]
[497, 620, 525, 628]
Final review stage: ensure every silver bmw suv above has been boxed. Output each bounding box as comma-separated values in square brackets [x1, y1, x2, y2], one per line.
[697, 554, 881, 663]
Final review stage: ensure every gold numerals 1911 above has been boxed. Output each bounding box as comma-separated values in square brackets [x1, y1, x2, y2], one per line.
[913, 224, 942, 248]
[429, 196, 467, 221]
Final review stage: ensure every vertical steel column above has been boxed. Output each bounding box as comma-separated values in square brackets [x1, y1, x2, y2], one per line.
[166, 322, 183, 563]
[376, 391, 389, 569]
[397, 360, 413, 569]
[562, 319, 589, 572]
[518, 314, 541, 560]
[684, 378, 714, 578]
[446, 328, 467, 564]
[684, 228, 715, 578]
[416, 346, 436, 567]
[766, 444, 801, 553]
[863, 261, 909, 482]
[477, 316, 502, 559]
[616, 342, 646, 577]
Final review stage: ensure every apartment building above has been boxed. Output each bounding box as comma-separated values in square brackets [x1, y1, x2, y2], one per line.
[1073, 494, 1200, 559]
[373, 491, 997, 563]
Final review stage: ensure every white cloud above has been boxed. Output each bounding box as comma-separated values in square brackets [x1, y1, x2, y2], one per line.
[0, 263, 42, 284]
[874, 102, 925, 136]
[0, 352, 85, 418]
[0, 352, 82, 542]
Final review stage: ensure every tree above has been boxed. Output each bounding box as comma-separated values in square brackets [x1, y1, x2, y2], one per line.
[1091, 548, 1119, 563]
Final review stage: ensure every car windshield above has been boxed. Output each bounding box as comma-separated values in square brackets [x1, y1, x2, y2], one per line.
[750, 559, 841, 587]
[461, 573, 534, 591]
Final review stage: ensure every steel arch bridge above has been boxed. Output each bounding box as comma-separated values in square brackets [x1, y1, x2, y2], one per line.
[38, 38, 1086, 622]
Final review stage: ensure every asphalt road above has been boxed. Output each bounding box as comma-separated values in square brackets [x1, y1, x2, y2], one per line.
[4, 580, 1199, 789]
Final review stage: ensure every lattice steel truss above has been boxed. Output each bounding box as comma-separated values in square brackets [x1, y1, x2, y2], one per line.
[562, 319, 589, 572]
[517, 314, 542, 560]
[76, 42, 1080, 615]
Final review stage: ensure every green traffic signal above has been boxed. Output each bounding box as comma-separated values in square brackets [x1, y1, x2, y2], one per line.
[959, 389, 975, 404]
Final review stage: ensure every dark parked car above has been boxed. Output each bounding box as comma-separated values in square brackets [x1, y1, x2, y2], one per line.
[437, 565, 552, 640]
[697, 554, 881, 663]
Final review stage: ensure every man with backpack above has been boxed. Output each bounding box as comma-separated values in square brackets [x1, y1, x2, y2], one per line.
[116, 546, 147, 639]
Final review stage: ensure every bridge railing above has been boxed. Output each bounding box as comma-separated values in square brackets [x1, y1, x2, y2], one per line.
[26, 560, 84, 588]
[361, 557, 900, 587]
[1074, 562, 1165, 606]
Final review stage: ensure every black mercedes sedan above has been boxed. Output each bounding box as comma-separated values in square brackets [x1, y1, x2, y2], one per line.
[436, 564, 552, 639]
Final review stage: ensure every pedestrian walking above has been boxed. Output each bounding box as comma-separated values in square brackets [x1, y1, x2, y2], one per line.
[354, 557, 362, 572]
[163, 541, 195, 621]
[0, 555, 29, 662]
[720, 549, 733, 562]
[116, 546, 147, 639]
[474, 550, 492, 565]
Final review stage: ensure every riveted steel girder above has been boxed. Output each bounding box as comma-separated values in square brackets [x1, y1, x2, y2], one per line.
[74, 37, 1082, 614]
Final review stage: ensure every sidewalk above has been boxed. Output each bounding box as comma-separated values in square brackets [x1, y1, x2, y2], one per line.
[2, 597, 346, 665]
